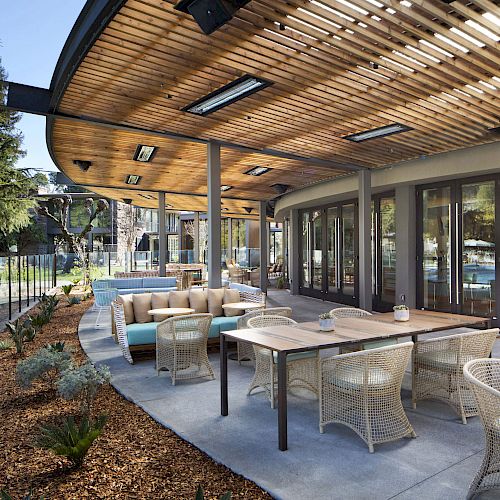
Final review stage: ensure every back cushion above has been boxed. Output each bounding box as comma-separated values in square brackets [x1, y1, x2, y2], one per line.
[223, 289, 242, 317]
[151, 292, 169, 322]
[169, 290, 190, 309]
[143, 277, 177, 288]
[132, 293, 153, 323]
[208, 288, 225, 317]
[189, 289, 208, 313]
[117, 294, 135, 324]
[112, 278, 143, 289]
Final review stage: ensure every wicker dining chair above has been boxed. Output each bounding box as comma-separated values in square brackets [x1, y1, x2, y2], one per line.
[236, 307, 293, 364]
[246, 315, 318, 408]
[111, 301, 134, 364]
[156, 313, 214, 385]
[320, 342, 416, 453]
[412, 328, 498, 424]
[94, 288, 119, 328]
[463, 358, 500, 499]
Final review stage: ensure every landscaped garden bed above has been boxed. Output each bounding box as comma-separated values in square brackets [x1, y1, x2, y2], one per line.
[0, 296, 271, 499]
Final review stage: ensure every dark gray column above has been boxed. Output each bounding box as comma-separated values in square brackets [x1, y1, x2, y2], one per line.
[207, 142, 222, 288]
[358, 170, 372, 311]
[259, 201, 268, 293]
[289, 209, 300, 295]
[158, 192, 166, 277]
[227, 217, 233, 261]
[282, 217, 288, 283]
[396, 185, 417, 307]
[193, 211, 200, 263]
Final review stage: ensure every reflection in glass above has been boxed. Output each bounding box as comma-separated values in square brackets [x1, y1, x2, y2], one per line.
[422, 187, 451, 311]
[380, 197, 396, 304]
[312, 211, 323, 290]
[301, 212, 310, 287]
[327, 207, 338, 293]
[343, 204, 355, 296]
[462, 181, 495, 317]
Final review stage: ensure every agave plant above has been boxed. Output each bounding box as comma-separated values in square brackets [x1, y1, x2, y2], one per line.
[67, 296, 81, 306]
[195, 485, 231, 500]
[35, 415, 107, 467]
[47, 341, 66, 353]
[6, 318, 36, 354]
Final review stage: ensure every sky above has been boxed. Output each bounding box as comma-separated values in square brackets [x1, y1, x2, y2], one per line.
[1, 0, 86, 173]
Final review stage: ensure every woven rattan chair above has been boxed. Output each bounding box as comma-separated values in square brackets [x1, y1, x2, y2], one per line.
[111, 301, 134, 364]
[329, 307, 373, 319]
[236, 307, 293, 364]
[320, 342, 416, 453]
[94, 288, 119, 328]
[412, 329, 498, 424]
[246, 315, 318, 408]
[463, 358, 500, 499]
[156, 313, 214, 385]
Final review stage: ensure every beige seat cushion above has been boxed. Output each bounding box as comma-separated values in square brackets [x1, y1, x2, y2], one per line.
[132, 293, 153, 323]
[223, 289, 243, 317]
[151, 292, 169, 322]
[117, 294, 135, 324]
[208, 288, 225, 317]
[190, 289, 208, 313]
[169, 290, 190, 309]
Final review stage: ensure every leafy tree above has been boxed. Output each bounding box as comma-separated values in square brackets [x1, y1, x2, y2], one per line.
[0, 61, 45, 236]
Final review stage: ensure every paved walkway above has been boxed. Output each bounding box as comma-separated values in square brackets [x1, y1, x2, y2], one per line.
[78, 291, 498, 500]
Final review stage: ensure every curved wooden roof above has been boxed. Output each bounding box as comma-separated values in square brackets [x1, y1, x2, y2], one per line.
[48, 0, 499, 214]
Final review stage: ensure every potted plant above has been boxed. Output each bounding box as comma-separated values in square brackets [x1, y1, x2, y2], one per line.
[319, 312, 335, 332]
[393, 305, 410, 322]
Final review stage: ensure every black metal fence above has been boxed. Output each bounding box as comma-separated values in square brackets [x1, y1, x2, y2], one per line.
[0, 254, 56, 321]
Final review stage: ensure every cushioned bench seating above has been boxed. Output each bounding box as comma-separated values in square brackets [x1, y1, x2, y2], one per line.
[95, 277, 178, 294]
[111, 283, 265, 360]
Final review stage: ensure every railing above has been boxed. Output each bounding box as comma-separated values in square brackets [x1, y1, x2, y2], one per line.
[0, 254, 56, 321]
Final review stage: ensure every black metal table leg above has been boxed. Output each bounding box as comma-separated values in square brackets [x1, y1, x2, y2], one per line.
[277, 351, 288, 451]
[220, 334, 228, 416]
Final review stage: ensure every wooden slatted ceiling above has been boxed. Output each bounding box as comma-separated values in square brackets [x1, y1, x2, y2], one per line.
[56, 0, 499, 174]
[51, 118, 343, 205]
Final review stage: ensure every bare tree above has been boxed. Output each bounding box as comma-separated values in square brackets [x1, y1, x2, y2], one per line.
[38, 196, 109, 284]
[184, 219, 207, 262]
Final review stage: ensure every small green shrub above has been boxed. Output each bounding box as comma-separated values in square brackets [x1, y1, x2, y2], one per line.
[16, 347, 72, 389]
[0, 488, 43, 500]
[195, 485, 231, 500]
[0, 340, 13, 351]
[57, 362, 111, 416]
[39, 294, 59, 321]
[35, 415, 107, 468]
[6, 318, 36, 354]
[30, 313, 47, 333]
[276, 276, 284, 289]
[47, 341, 66, 353]
[68, 296, 81, 306]
[61, 284, 74, 298]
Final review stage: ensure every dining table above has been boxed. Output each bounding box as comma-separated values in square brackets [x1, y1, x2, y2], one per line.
[220, 309, 489, 451]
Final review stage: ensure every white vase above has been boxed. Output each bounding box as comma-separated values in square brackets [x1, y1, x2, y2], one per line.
[319, 318, 335, 331]
[394, 309, 410, 322]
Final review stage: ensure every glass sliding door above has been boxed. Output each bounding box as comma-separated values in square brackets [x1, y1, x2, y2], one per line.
[461, 181, 495, 317]
[312, 211, 323, 291]
[372, 193, 396, 311]
[300, 201, 358, 305]
[420, 186, 452, 311]
[418, 177, 497, 319]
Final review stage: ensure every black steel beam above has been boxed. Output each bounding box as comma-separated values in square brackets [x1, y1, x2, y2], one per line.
[6, 82, 52, 116]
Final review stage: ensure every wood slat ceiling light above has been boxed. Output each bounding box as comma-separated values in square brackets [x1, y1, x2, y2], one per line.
[50, 0, 499, 213]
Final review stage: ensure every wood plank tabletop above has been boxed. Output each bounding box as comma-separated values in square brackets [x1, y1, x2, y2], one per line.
[367, 309, 488, 331]
[222, 310, 489, 353]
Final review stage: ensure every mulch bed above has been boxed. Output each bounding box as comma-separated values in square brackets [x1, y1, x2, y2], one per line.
[0, 298, 272, 499]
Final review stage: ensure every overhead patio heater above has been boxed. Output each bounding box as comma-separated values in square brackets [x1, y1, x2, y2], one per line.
[174, 0, 251, 35]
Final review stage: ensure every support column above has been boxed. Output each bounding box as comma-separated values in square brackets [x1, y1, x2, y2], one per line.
[396, 185, 417, 307]
[227, 217, 233, 262]
[207, 142, 222, 288]
[158, 191, 166, 277]
[289, 209, 300, 295]
[259, 201, 268, 293]
[282, 218, 288, 284]
[193, 211, 200, 263]
[358, 170, 372, 311]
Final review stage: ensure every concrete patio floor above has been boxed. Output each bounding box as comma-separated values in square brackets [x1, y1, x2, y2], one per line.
[79, 291, 499, 500]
